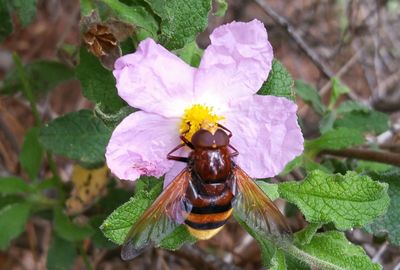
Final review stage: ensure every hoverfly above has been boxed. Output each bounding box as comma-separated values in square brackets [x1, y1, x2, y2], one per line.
[121, 122, 290, 260]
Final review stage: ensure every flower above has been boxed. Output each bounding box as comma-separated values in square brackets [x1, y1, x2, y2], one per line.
[106, 19, 304, 187]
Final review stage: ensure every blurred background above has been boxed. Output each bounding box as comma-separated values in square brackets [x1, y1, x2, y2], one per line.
[0, 0, 400, 269]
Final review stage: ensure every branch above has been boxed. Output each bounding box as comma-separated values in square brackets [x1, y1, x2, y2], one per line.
[321, 148, 400, 167]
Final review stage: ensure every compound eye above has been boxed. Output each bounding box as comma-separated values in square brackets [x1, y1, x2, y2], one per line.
[214, 129, 229, 146]
[191, 129, 214, 148]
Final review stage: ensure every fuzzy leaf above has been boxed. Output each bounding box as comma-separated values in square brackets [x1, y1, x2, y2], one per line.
[101, 0, 158, 38]
[53, 208, 93, 242]
[295, 80, 326, 115]
[334, 111, 389, 135]
[364, 169, 400, 246]
[270, 249, 287, 270]
[258, 59, 295, 101]
[39, 110, 111, 167]
[256, 181, 279, 201]
[9, 0, 37, 26]
[214, 0, 228, 16]
[329, 78, 349, 108]
[20, 127, 44, 179]
[101, 178, 194, 249]
[336, 101, 369, 114]
[299, 231, 381, 270]
[175, 41, 204, 67]
[76, 48, 126, 113]
[278, 170, 390, 230]
[305, 127, 364, 154]
[0, 0, 12, 41]
[144, 0, 212, 50]
[158, 226, 196, 250]
[294, 223, 322, 245]
[0, 203, 31, 249]
[47, 234, 77, 270]
[1, 60, 74, 96]
[0, 177, 31, 194]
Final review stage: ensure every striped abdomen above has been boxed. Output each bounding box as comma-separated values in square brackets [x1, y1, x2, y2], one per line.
[184, 182, 234, 240]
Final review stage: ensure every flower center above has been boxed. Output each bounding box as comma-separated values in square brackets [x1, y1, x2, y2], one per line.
[180, 104, 224, 140]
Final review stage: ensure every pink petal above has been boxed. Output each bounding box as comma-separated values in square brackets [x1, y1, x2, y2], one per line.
[113, 38, 195, 118]
[224, 95, 304, 178]
[194, 20, 273, 109]
[105, 111, 181, 181]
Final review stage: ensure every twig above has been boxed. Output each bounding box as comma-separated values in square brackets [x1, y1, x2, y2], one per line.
[321, 148, 400, 167]
[254, 0, 334, 79]
[172, 244, 243, 270]
[254, 0, 363, 102]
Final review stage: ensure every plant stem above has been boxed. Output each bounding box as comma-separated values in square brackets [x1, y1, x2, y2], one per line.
[12, 53, 41, 126]
[79, 243, 93, 270]
[282, 243, 345, 270]
[12, 53, 61, 180]
[321, 148, 400, 167]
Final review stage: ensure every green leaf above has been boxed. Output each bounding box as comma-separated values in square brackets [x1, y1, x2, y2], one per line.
[81, 0, 95, 17]
[214, 0, 228, 17]
[54, 208, 93, 242]
[319, 111, 336, 134]
[295, 80, 326, 115]
[270, 249, 287, 270]
[144, 0, 212, 50]
[101, 178, 158, 243]
[299, 231, 381, 270]
[76, 48, 126, 113]
[101, 178, 195, 249]
[305, 127, 364, 155]
[1, 60, 75, 96]
[329, 77, 349, 108]
[356, 161, 393, 173]
[0, 203, 31, 249]
[278, 170, 390, 230]
[0, 177, 31, 194]
[256, 181, 279, 201]
[0, 0, 12, 41]
[364, 169, 400, 246]
[20, 127, 44, 179]
[258, 60, 295, 101]
[294, 223, 321, 245]
[280, 155, 303, 176]
[47, 234, 77, 270]
[39, 110, 111, 167]
[101, 0, 158, 38]
[334, 110, 389, 135]
[174, 41, 204, 67]
[336, 100, 369, 114]
[9, 0, 37, 27]
[90, 216, 117, 249]
[158, 225, 196, 250]
[0, 194, 24, 209]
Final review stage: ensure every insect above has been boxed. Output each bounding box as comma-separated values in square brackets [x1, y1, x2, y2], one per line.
[121, 122, 290, 260]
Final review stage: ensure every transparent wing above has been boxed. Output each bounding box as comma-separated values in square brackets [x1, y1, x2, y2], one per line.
[121, 169, 192, 260]
[232, 165, 291, 240]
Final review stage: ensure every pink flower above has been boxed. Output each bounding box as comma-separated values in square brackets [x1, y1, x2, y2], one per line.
[106, 20, 304, 186]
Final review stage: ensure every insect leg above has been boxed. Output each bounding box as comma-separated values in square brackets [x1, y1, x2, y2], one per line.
[228, 144, 239, 157]
[217, 123, 233, 138]
[167, 143, 189, 162]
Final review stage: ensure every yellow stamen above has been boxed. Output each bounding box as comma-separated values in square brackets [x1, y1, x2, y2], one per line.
[180, 104, 223, 140]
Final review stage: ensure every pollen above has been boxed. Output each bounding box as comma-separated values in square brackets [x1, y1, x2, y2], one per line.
[180, 104, 224, 140]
